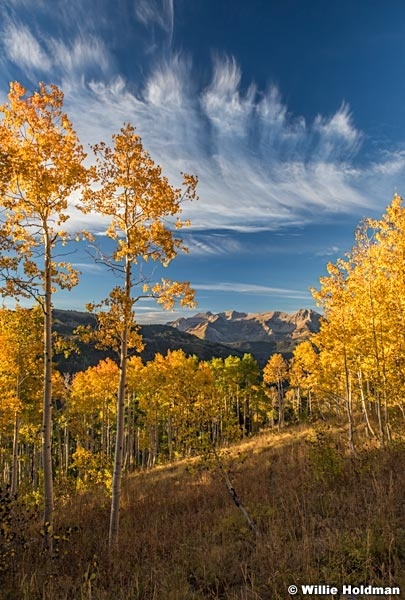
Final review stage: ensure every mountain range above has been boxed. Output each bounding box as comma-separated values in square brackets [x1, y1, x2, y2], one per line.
[52, 310, 245, 373]
[168, 309, 321, 365]
[53, 308, 321, 373]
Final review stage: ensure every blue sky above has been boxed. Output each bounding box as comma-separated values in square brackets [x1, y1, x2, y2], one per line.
[1, 0, 405, 322]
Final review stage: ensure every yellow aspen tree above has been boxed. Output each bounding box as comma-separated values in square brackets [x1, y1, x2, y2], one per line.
[125, 356, 144, 470]
[312, 260, 359, 453]
[312, 196, 405, 446]
[159, 350, 211, 457]
[237, 354, 261, 436]
[364, 196, 405, 425]
[0, 306, 43, 494]
[263, 353, 289, 429]
[208, 357, 242, 443]
[289, 340, 319, 418]
[70, 359, 118, 455]
[208, 358, 229, 437]
[127, 357, 156, 467]
[139, 352, 175, 463]
[50, 370, 71, 479]
[224, 356, 243, 435]
[347, 225, 389, 440]
[0, 82, 88, 549]
[81, 123, 198, 549]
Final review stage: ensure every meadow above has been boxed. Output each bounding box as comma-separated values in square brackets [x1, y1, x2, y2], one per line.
[2, 423, 404, 599]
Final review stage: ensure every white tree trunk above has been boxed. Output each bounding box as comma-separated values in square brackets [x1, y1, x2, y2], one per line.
[42, 231, 54, 552]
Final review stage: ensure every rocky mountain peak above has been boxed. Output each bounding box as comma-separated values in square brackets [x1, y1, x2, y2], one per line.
[220, 310, 248, 321]
[167, 309, 321, 363]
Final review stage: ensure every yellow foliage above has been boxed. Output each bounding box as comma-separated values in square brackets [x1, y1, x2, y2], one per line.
[311, 195, 405, 440]
[0, 306, 43, 434]
[0, 81, 89, 299]
[71, 446, 112, 490]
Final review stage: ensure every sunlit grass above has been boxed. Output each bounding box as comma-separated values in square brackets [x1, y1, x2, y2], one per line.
[2, 423, 405, 599]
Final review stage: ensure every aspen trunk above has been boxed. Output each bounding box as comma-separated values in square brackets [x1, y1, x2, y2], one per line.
[109, 328, 128, 549]
[101, 400, 107, 456]
[357, 370, 376, 438]
[11, 411, 19, 496]
[135, 427, 140, 468]
[376, 393, 384, 443]
[277, 379, 285, 430]
[64, 424, 69, 477]
[168, 415, 173, 462]
[109, 259, 131, 550]
[343, 352, 355, 455]
[42, 232, 54, 552]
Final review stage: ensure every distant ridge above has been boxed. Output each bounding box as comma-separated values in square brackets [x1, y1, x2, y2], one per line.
[51, 308, 321, 373]
[52, 310, 244, 374]
[167, 309, 321, 364]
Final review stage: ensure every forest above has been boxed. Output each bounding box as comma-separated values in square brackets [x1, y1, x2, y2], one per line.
[1, 82, 405, 598]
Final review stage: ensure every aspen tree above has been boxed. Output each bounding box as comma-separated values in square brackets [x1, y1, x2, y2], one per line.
[0, 82, 88, 550]
[347, 226, 388, 439]
[311, 196, 405, 445]
[372, 195, 405, 420]
[124, 356, 144, 470]
[81, 123, 197, 549]
[312, 261, 358, 452]
[289, 341, 319, 417]
[263, 353, 289, 428]
[0, 306, 42, 494]
[70, 359, 119, 455]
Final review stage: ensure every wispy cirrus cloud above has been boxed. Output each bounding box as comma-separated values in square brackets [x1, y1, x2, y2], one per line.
[1, 14, 112, 83]
[55, 54, 373, 234]
[1, 1, 404, 240]
[315, 246, 341, 257]
[48, 35, 112, 77]
[194, 282, 311, 300]
[135, 0, 174, 42]
[181, 233, 244, 256]
[2, 21, 52, 72]
[71, 263, 105, 274]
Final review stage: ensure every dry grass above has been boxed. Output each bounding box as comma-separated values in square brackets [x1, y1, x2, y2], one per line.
[2, 424, 405, 599]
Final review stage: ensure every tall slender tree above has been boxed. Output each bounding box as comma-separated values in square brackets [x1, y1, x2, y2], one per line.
[0, 82, 88, 550]
[81, 123, 198, 549]
[263, 353, 289, 429]
[311, 196, 405, 446]
[0, 306, 43, 495]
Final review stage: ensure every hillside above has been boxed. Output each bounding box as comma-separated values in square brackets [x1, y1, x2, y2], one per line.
[168, 308, 321, 364]
[5, 424, 405, 599]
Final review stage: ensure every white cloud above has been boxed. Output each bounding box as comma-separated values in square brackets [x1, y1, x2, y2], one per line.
[1, 2, 404, 236]
[4, 0, 44, 8]
[133, 308, 193, 324]
[54, 61, 405, 233]
[315, 246, 341, 257]
[194, 282, 311, 300]
[48, 35, 111, 76]
[134, 0, 174, 44]
[371, 151, 405, 176]
[71, 263, 105, 274]
[145, 53, 192, 106]
[3, 21, 52, 71]
[183, 234, 243, 256]
[314, 103, 360, 151]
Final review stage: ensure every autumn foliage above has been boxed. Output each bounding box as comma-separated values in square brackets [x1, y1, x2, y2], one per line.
[1, 79, 405, 597]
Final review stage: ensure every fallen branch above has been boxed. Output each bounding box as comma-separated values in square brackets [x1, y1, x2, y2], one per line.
[213, 446, 256, 533]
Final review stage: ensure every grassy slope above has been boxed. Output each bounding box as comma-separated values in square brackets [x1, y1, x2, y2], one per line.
[3, 424, 405, 599]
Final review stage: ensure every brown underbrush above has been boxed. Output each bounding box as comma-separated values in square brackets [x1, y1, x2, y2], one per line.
[2, 424, 405, 599]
